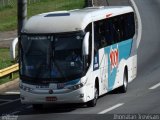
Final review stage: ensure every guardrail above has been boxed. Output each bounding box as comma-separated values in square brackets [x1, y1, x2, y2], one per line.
[0, 63, 19, 79]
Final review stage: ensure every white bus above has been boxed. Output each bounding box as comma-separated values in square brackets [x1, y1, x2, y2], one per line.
[17, 6, 137, 109]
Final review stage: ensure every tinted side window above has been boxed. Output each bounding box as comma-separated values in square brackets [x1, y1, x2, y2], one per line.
[85, 23, 92, 66]
[124, 12, 135, 40]
[129, 12, 135, 38]
[106, 12, 135, 43]
[105, 17, 120, 45]
[94, 20, 106, 50]
[94, 12, 135, 49]
[105, 18, 114, 45]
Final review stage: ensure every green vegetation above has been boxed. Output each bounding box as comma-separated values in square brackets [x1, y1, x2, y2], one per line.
[0, 0, 85, 31]
[0, 48, 19, 85]
[0, 48, 13, 69]
[0, 72, 19, 85]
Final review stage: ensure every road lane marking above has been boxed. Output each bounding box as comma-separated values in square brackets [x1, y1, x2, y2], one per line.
[5, 91, 20, 94]
[98, 103, 124, 114]
[0, 98, 20, 106]
[0, 99, 13, 102]
[26, 105, 32, 109]
[11, 111, 20, 115]
[149, 82, 160, 90]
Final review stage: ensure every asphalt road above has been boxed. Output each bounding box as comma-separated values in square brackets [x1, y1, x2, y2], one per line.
[1, 0, 160, 120]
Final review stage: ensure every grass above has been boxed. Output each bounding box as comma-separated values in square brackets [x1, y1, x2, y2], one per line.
[0, 72, 19, 85]
[0, 48, 19, 85]
[0, 0, 85, 31]
[0, 48, 13, 69]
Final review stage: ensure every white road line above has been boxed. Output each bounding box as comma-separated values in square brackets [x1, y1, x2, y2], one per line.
[0, 99, 13, 102]
[149, 82, 160, 90]
[5, 91, 20, 94]
[0, 98, 20, 106]
[98, 103, 124, 114]
[10, 111, 20, 115]
[26, 105, 32, 109]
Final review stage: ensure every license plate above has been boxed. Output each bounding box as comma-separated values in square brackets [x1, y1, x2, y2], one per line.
[46, 97, 57, 102]
[36, 85, 49, 89]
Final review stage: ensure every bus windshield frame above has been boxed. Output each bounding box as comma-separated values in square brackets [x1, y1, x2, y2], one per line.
[19, 31, 86, 84]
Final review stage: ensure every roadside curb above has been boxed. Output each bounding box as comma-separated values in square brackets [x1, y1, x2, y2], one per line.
[0, 78, 19, 92]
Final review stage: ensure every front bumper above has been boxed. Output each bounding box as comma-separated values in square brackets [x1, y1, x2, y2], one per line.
[20, 87, 87, 104]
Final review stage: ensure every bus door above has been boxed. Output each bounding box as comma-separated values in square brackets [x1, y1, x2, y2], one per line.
[94, 20, 109, 92]
[99, 49, 108, 92]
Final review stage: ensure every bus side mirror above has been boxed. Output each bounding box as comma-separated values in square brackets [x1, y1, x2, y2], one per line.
[10, 37, 18, 60]
[82, 32, 90, 56]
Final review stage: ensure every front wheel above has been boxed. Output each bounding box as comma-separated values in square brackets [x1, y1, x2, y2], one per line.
[87, 86, 98, 107]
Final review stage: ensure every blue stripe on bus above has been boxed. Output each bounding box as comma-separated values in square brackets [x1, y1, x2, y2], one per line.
[64, 79, 80, 86]
[57, 79, 80, 89]
[93, 53, 99, 71]
[104, 39, 133, 91]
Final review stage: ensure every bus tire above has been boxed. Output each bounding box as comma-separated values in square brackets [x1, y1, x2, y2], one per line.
[120, 69, 128, 93]
[87, 85, 98, 107]
[32, 104, 43, 110]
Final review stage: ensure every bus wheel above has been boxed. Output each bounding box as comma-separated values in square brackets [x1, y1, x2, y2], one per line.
[120, 70, 128, 93]
[32, 104, 43, 110]
[87, 86, 98, 107]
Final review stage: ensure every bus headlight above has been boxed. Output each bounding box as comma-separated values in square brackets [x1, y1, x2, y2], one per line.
[67, 83, 84, 90]
[20, 84, 33, 92]
[67, 77, 88, 90]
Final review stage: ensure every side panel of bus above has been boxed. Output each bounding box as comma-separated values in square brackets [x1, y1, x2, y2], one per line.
[93, 12, 136, 95]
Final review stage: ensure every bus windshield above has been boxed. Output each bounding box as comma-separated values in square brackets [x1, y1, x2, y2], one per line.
[20, 32, 84, 83]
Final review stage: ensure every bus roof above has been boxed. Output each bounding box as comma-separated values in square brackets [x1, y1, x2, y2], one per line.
[23, 6, 134, 33]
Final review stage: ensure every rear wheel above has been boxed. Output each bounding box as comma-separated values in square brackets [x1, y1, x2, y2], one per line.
[120, 70, 128, 93]
[87, 85, 98, 107]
